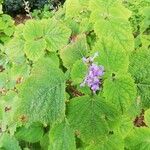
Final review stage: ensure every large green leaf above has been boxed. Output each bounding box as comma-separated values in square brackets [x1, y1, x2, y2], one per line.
[0, 133, 21, 150]
[129, 49, 150, 108]
[60, 34, 88, 69]
[43, 18, 71, 52]
[24, 39, 46, 61]
[103, 74, 136, 113]
[93, 39, 129, 75]
[15, 123, 44, 143]
[67, 95, 119, 143]
[86, 134, 124, 150]
[49, 120, 76, 150]
[23, 20, 44, 41]
[125, 128, 150, 150]
[16, 58, 66, 125]
[5, 38, 25, 64]
[89, 0, 134, 52]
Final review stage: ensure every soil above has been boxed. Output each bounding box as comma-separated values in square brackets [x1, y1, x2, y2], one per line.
[14, 14, 30, 25]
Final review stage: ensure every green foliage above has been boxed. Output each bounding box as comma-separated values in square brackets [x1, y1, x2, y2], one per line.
[89, 0, 134, 52]
[93, 39, 129, 75]
[0, 133, 21, 150]
[0, 0, 150, 149]
[145, 108, 150, 127]
[67, 95, 119, 143]
[16, 58, 66, 125]
[86, 134, 124, 150]
[103, 74, 136, 113]
[60, 34, 88, 69]
[129, 49, 150, 108]
[49, 120, 76, 150]
[125, 128, 150, 150]
[15, 123, 44, 143]
[0, 14, 15, 44]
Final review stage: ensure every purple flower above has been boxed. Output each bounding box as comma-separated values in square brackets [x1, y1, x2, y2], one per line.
[80, 52, 104, 93]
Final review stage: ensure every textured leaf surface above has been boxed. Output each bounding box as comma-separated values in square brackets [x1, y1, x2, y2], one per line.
[103, 74, 136, 113]
[5, 38, 25, 64]
[15, 124, 44, 143]
[49, 120, 76, 150]
[125, 128, 150, 150]
[24, 39, 46, 61]
[86, 134, 124, 150]
[93, 39, 129, 75]
[43, 18, 71, 51]
[60, 34, 88, 69]
[23, 20, 44, 41]
[144, 109, 150, 127]
[89, 0, 134, 52]
[67, 95, 118, 143]
[0, 133, 21, 150]
[65, 0, 81, 19]
[129, 49, 150, 108]
[16, 58, 66, 125]
[71, 60, 88, 85]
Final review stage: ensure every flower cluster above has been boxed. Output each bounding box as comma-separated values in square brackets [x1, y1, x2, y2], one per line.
[80, 52, 104, 93]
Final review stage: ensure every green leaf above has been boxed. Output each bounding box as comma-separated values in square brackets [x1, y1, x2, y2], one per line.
[0, 72, 8, 90]
[43, 18, 71, 52]
[117, 116, 134, 139]
[65, 0, 81, 19]
[93, 39, 129, 75]
[5, 38, 25, 64]
[71, 60, 88, 85]
[0, 133, 21, 150]
[145, 109, 150, 127]
[89, 0, 134, 52]
[49, 120, 76, 150]
[129, 49, 150, 108]
[125, 128, 150, 150]
[15, 123, 44, 143]
[60, 34, 88, 69]
[103, 74, 136, 113]
[67, 95, 119, 143]
[0, 91, 18, 135]
[16, 58, 66, 125]
[40, 133, 49, 150]
[23, 20, 44, 41]
[24, 39, 46, 61]
[86, 134, 124, 150]
[7, 63, 30, 88]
